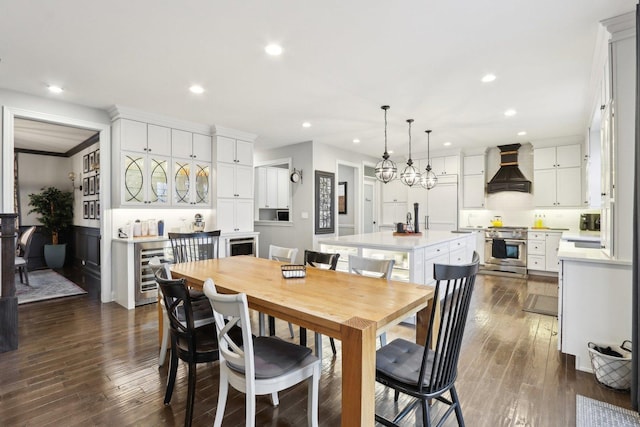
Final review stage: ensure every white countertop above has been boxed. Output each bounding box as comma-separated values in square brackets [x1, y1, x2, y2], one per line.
[560, 230, 600, 242]
[318, 230, 469, 251]
[113, 230, 259, 244]
[557, 240, 631, 265]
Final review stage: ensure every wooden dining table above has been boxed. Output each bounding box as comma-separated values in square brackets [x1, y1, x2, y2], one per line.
[170, 255, 436, 426]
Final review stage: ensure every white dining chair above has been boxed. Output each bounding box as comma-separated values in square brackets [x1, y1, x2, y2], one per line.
[204, 279, 320, 427]
[348, 254, 396, 347]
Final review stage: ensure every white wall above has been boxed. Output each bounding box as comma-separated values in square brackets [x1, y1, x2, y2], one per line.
[18, 153, 70, 226]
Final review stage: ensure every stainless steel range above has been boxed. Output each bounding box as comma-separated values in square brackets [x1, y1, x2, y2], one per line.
[484, 226, 527, 275]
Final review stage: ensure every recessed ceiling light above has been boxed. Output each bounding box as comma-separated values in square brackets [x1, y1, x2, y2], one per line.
[481, 74, 496, 83]
[504, 109, 517, 117]
[353, 139, 360, 144]
[48, 85, 63, 94]
[443, 141, 452, 147]
[265, 44, 283, 56]
[388, 150, 394, 154]
[189, 85, 204, 94]
[302, 122, 311, 128]
[517, 131, 527, 136]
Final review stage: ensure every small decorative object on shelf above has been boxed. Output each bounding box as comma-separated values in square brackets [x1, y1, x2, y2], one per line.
[281, 264, 306, 279]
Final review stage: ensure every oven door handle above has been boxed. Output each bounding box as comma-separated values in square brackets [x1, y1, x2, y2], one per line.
[486, 238, 526, 244]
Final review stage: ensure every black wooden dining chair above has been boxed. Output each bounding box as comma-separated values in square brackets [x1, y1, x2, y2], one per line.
[301, 250, 340, 354]
[156, 274, 224, 427]
[375, 252, 480, 427]
[168, 230, 221, 263]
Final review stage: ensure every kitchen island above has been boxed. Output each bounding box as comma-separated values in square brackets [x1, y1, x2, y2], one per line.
[557, 239, 632, 372]
[318, 230, 476, 286]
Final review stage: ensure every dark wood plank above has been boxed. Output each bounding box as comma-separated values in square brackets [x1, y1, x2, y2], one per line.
[0, 273, 633, 426]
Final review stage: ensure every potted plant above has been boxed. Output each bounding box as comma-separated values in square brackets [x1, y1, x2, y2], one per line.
[28, 186, 74, 269]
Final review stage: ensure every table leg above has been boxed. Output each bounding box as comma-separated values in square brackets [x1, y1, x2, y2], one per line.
[340, 317, 376, 426]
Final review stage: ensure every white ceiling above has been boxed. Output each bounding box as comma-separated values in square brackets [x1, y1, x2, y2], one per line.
[0, 1, 635, 158]
[14, 118, 97, 153]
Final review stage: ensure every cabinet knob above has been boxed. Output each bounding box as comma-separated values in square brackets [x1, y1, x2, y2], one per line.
[148, 148, 151, 152]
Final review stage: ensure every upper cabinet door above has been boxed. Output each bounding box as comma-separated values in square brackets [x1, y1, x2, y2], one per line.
[444, 156, 459, 175]
[217, 163, 236, 198]
[235, 165, 253, 198]
[463, 155, 484, 175]
[120, 119, 148, 153]
[192, 133, 212, 161]
[534, 147, 557, 170]
[171, 129, 193, 159]
[235, 140, 253, 165]
[556, 144, 581, 168]
[430, 157, 445, 176]
[147, 124, 171, 155]
[217, 136, 237, 163]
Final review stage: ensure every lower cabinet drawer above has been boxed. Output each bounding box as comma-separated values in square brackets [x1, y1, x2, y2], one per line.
[528, 255, 546, 270]
[425, 253, 449, 285]
[424, 242, 449, 259]
[528, 240, 545, 255]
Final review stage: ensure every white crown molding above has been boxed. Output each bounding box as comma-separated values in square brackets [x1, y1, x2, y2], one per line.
[108, 105, 212, 135]
[602, 10, 636, 41]
[212, 125, 257, 142]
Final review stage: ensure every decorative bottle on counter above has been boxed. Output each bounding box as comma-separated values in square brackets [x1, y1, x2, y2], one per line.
[414, 203, 420, 233]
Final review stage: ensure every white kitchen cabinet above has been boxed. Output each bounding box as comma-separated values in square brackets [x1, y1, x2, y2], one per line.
[462, 155, 485, 208]
[218, 163, 252, 199]
[424, 181, 458, 231]
[218, 198, 254, 233]
[382, 202, 408, 226]
[430, 155, 459, 176]
[382, 178, 407, 203]
[533, 144, 581, 207]
[463, 174, 485, 208]
[255, 167, 290, 209]
[120, 120, 172, 156]
[217, 136, 253, 166]
[527, 231, 562, 273]
[121, 153, 171, 206]
[172, 131, 212, 161]
[172, 159, 211, 206]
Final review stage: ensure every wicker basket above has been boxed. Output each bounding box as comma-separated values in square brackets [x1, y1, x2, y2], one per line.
[281, 264, 306, 279]
[587, 340, 632, 390]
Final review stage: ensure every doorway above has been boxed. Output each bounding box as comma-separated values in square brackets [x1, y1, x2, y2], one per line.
[2, 106, 112, 303]
[363, 179, 376, 233]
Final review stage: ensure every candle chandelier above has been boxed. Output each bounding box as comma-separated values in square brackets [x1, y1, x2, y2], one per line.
[374, 105, 397, 183]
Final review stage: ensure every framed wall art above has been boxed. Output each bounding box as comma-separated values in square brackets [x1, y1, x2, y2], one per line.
[314, 170, 335, 234]
[89, 151, 95, 171]
[338, 181, 347, 215]
[96, 200, 100, 220]
[83, 154, 89, 173]
[89, 175, 95, 195]
[83, 201, 89, 219]
[96, 174, 100, 193]
[89, 200, 95, 219]
[83, 178, 89, 196]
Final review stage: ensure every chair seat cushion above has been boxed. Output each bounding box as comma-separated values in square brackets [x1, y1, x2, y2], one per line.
[177, 299, 213, 322]
[176, 323, 220, 353]
[15, 256, 27, 267]
[227, 336, 314, 379]
[376, 338, 434, 387]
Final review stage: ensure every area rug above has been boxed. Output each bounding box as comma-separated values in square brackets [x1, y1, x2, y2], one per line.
[15, 269, 87, 304]
[577, 395, 640, 427]
[523, 293, 558, 316]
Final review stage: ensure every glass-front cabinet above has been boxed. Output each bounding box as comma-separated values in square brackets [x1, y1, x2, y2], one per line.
[122, 153, 170, 205]
[173, 159, 211, 206]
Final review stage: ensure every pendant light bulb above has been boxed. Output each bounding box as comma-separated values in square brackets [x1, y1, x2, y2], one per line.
[420, 129, 438, 190]
[400, 119, 420, 187]
[375, 105, 397, 183]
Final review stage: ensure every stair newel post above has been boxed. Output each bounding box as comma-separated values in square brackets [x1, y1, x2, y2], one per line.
[0, 213, 18, 352]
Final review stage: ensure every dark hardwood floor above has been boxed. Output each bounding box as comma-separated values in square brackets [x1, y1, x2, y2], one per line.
[0, 272, 632, 426]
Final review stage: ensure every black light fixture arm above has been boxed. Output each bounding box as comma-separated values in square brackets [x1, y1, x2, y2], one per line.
[406, 119, 414, 166]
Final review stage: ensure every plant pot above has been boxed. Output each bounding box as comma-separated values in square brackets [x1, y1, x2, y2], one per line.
[44, 243, 66, 269]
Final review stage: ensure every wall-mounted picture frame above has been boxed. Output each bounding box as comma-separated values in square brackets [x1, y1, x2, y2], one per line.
[314, 170, 335, 234]
[95, 149, 100, 165]
[83, 201, 89, 219]
[89, 151, 95, 171]
[83, 154, 89, 173]
[96, 200, 100, 220]
[338, 181, 347, 215]
[96, 174, 100, 193]
[89, 200, 95, 219]
[83, 177, 89, 196]
[89, 175, 95, 195]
